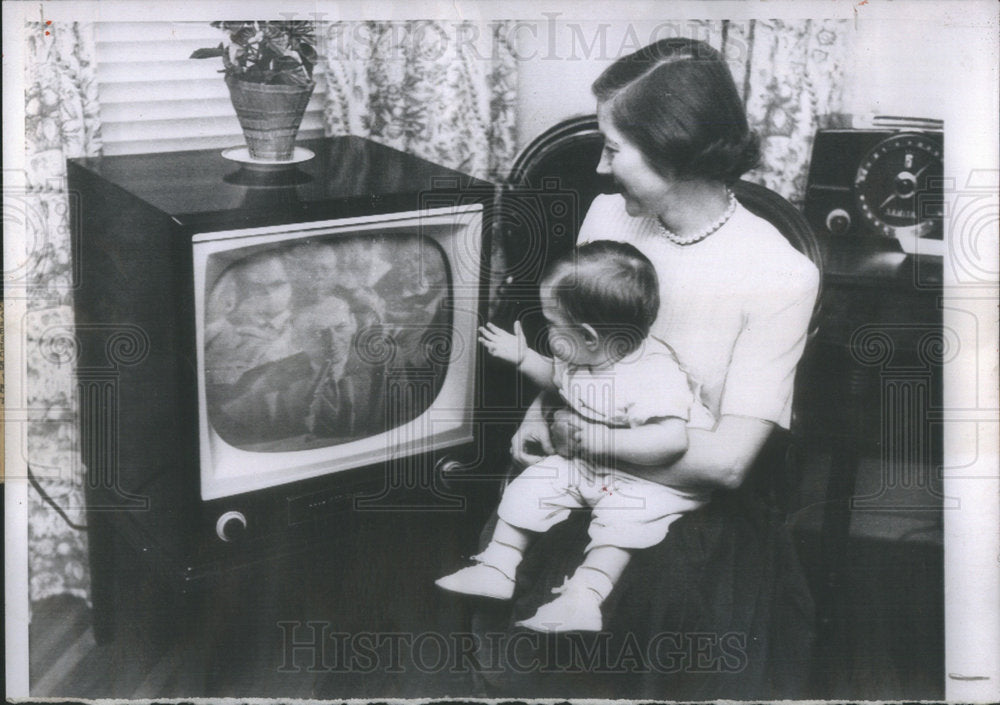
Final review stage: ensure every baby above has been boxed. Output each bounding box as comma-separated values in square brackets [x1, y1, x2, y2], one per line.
[436, 240, 714, 632]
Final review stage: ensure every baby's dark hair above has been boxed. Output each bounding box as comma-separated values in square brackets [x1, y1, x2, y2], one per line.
[541, 240, 660, 357]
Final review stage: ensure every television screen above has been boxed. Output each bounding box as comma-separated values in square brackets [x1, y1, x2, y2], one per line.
[204, 233, 451, 451]
[192, 206, 482, 500]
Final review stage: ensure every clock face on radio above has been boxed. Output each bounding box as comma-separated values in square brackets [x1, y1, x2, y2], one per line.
[854, 132, 944, 239]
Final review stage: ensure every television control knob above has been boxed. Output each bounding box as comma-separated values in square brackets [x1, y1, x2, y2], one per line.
[216, 511, 247, 542]
[435, 457, 465, 476]
[825, 208, 852, 235]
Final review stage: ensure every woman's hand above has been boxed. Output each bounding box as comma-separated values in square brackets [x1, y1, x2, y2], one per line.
[479, 321, 526, 366]
[549, 408, 582, 458]
[510, 397, 555, 466]
[551, 410, 618, 463]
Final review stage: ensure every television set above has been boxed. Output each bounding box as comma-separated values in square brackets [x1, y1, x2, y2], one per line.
[68, 137, 501, 641]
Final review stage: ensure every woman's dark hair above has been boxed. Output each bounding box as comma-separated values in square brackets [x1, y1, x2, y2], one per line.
[592, 37, 759, 183]
[541, 240, 659, 357]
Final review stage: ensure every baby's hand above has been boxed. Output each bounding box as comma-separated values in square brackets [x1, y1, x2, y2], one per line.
[478, 321, 526, 366]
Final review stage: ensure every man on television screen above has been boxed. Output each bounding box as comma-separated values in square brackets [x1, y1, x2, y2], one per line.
[210, 294, 387, 450]
[204, 251, 296, 386]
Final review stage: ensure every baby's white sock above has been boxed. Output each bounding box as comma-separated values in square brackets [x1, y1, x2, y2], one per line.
[472, 541, 524, 582]
[570, 565, 616, 602]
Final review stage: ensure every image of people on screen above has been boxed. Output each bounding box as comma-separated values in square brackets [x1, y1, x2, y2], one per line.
[283, 237, 391, 331]
[209, 294, 387, 450]
[204, 251, 297, 386]
[375, 237, 450, 372]
[203, 234, 453, 451]
[327, 238, 392, 330]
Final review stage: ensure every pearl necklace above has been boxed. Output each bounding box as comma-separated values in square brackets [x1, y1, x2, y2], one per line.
[656, 189, 738, 246]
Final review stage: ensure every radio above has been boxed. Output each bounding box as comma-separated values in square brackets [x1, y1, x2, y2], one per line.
[804, 117, 944, 256]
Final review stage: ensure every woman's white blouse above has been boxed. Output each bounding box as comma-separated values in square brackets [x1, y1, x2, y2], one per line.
[577, 194, 820, 430]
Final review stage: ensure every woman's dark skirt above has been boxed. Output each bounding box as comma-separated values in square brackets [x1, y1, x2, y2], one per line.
[469, 487, 815, 700]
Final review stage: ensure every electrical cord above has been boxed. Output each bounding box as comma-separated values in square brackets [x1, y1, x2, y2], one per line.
[26, 464, 88, 531]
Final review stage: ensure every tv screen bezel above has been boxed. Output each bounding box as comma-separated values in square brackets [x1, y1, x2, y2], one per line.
[192, 204, 484, 501]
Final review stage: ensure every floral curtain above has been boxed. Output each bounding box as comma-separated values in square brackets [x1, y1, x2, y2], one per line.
[705, 19, 852, 205]
[22, 20, 103, 604]
[320, 21, 518, 182]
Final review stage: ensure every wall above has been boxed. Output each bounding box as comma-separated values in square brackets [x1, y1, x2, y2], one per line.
[842, 16, 959, 122]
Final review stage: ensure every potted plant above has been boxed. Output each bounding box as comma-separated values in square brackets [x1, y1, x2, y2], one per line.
[192, 21, 317, 161]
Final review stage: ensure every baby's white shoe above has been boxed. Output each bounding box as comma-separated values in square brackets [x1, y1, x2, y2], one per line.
[435, 564, 515, 600]
[516, 576, 603, 632]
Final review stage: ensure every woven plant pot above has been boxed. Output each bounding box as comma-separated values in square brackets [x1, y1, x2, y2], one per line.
[226, 76, 315, 161]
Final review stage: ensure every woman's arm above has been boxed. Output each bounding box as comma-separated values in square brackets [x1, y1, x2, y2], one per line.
[559, 411, 773, 491]
[567, 415, 689, 468]
[647, 415, 773, 490]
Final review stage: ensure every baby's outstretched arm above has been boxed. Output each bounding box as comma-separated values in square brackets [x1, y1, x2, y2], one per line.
[479, 321, 555, 389]
[478, 321, 524, 365]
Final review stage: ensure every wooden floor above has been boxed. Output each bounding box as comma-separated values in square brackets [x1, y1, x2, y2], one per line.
[28, 448, 944, 700]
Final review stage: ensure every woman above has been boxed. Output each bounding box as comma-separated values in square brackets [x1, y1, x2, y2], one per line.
[472, 38, 819, 699]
